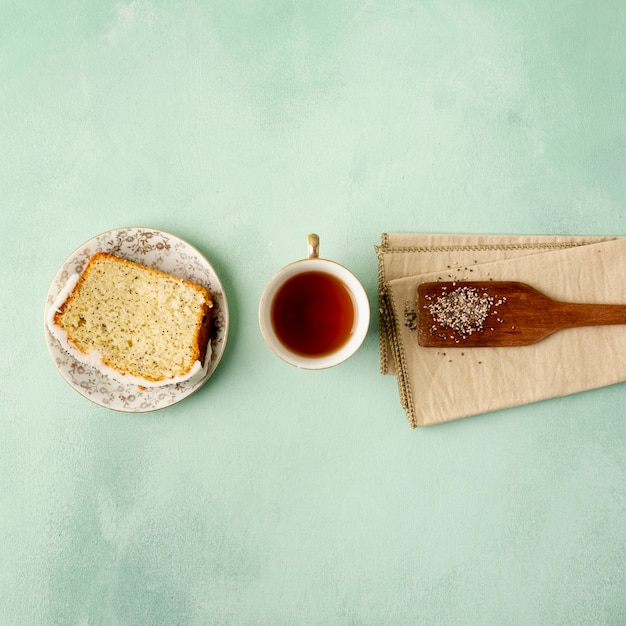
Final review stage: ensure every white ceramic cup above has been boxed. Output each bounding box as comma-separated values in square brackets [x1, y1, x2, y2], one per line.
[259, 234, 370, 369]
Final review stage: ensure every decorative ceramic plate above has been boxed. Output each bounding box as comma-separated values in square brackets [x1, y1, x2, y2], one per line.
[44, 227, 229, 412]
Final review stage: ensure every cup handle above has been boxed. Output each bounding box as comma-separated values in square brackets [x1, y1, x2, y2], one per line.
[308, 233, 319, 259]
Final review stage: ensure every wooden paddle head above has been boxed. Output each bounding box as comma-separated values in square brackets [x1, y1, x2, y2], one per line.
[417, 281, 557, 348]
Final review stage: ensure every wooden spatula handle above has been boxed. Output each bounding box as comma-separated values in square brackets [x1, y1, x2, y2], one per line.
[551, 302, 626, 329]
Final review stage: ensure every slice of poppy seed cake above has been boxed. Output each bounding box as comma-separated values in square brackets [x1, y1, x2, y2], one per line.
[48, 252, 213, 387]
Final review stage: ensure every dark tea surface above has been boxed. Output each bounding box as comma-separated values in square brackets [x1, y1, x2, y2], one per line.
[271, 271, 355, 357]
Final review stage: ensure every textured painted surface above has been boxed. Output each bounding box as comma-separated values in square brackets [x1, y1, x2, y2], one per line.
[1, 1, 625, 624]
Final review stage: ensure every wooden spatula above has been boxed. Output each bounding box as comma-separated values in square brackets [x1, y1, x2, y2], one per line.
[417, 281, 626, 348]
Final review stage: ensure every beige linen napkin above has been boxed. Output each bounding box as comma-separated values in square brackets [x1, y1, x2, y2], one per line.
[376, 233, 626, 427]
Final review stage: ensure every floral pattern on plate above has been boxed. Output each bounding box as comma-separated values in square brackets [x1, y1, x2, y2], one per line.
[44, 227, 229, 412]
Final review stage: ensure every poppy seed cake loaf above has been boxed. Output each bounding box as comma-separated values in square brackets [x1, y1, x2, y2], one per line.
[47, 252, 213, 387]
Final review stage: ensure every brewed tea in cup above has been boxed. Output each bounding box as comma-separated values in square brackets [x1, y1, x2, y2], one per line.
[259, 234, 370, 369]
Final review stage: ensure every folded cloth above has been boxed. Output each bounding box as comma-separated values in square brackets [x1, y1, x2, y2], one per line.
[376, 233, 626, 427]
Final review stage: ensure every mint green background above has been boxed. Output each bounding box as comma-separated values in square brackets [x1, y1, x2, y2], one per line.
[2, 2, 625, 624]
